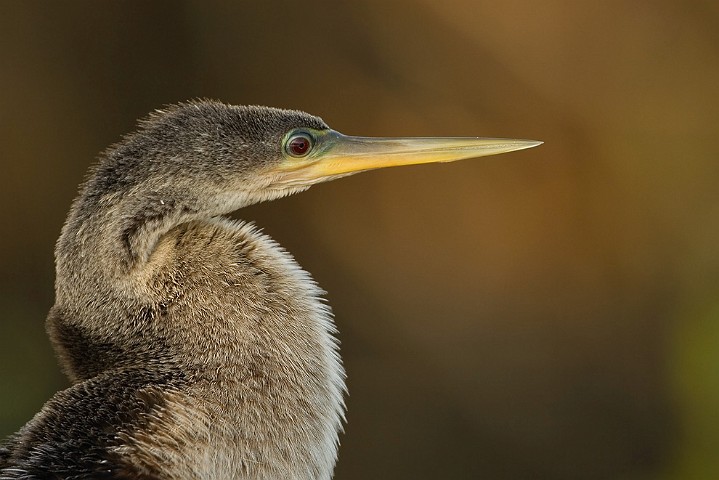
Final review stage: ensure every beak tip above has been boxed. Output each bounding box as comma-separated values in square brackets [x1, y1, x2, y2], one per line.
[510, 139, 543, 153]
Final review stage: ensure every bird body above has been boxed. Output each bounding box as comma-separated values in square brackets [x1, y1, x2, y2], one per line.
[0, 101, 540, 479]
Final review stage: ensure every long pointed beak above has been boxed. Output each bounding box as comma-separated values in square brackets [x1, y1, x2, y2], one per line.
[277, 129, 542, 183]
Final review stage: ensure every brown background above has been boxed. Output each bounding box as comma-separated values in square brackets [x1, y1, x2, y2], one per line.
[1, 1, 718, 479]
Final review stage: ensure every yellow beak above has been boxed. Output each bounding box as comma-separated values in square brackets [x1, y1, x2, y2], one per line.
[277, 129, 542, 183]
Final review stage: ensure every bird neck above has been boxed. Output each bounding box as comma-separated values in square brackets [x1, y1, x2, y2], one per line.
[51, 187, 346, 479]
[59, 188, 241, 276]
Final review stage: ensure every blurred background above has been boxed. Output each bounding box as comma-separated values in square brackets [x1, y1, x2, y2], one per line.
[1, 1, 718, 478]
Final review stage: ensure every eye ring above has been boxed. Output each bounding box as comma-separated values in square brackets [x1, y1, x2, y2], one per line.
[285, 132, 314, 158]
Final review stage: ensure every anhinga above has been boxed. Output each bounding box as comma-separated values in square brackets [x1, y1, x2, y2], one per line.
[0, 101, 540, 479]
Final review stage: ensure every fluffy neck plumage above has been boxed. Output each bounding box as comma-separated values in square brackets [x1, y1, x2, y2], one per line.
[50, 178, 346, 479]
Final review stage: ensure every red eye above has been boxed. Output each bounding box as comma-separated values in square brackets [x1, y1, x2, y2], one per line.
[286, 133, 313, 157]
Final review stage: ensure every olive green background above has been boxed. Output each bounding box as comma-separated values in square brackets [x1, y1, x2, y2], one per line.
[1, 1, 718, 479]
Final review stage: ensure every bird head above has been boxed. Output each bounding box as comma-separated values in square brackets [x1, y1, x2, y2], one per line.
[91, 100, 540, 212]
[73, 100, 540, 267]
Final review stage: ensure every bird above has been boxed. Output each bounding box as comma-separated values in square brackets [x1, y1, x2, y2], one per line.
[0, 100, 541, 479]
